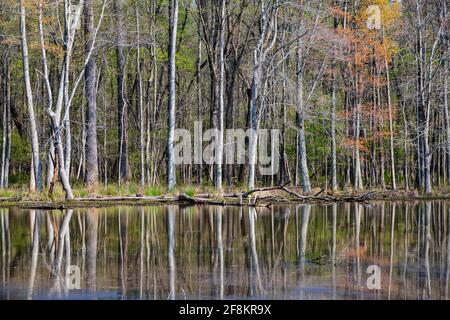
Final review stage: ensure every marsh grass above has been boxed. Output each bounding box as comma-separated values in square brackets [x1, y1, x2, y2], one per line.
[184, 186, 196, 197]
[0, 189, 16, 198]
[144, 185, 164, 196]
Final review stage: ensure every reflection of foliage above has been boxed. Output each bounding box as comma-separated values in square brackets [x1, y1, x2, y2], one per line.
[2, 202, 446, 299]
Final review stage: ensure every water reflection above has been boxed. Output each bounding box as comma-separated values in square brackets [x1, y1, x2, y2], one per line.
[1, 201, 450, 300]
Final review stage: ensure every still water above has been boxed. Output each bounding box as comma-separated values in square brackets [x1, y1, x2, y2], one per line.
[0, 202, 449, 300]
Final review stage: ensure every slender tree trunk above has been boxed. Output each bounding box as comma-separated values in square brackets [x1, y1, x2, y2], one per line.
[354, 103, 363, 190]
[1, 94, 7, 189]
[47, 144, 55, 188]
[296, 41, 311, 193]
[247, 4, 267, 191]
[330, 58, 338, 192]
[247, 53, 261, 190]
[443, 13, 450, 185]
[4, 97, 10, 189]
[402, 102, 410, 191]
[146, 0, 157, 185]
[20, 0, 42, 191]
[77, 101, 86, 181]
[84, 0, 99, 191]
[279, 44, 287, 185]
[197, 37, 203, 185]
[383, 28, 397, 190]
[423, 115, 432, 194]
[103, 88, 108, 186]
[248, 0, 277, 190]
[416, 1, 432, 194]
[115, 0, 130, 184]
[167, 0, 178, 191]
[136, 4, 145, 187]
[214, 0, 226, 192]
[64, 117, 71, 177]
[0, 59, 11, 188]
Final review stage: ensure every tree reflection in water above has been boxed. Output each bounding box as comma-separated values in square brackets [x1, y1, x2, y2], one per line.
[1, 201, 450, 300]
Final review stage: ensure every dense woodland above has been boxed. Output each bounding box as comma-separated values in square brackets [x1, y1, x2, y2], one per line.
[0, 0, 449, 199]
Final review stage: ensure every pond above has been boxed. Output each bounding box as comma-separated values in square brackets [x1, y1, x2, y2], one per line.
[0, 201, 449, 300]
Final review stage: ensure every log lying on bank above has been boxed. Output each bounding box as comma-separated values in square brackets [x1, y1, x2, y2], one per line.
[177, 194, 226, 206]
[280, 188, 378, 202]
[175, 182, 379, 207]
[242, 181, 291, 198]
[6, 188, 380, 210]
[176, 193, 273, 207]
[235, 181, 380, 203]
[71, 188, 378, 207]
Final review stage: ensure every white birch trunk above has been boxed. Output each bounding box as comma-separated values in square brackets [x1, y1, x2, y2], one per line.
[215, 0, 226, 192]
[167, 0, 178, 191]
[296, 41, 311, 193]
[20, 0, 41, 191]
[383, 28, 397, 190]
[136, 4, 145, 187]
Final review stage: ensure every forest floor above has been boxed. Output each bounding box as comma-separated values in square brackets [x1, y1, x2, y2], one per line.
[0, 183, 449, 209]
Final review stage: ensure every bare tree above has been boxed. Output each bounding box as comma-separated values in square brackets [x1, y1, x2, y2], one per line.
[136, 3, 145, 187]
[167, 0, 179, 191]
[0, 54, 11, 189]
[114, 0, 131, 184]
[84, 0, 99, 191]
[20, 0, 42, 191]
[247, 0, 278, 190]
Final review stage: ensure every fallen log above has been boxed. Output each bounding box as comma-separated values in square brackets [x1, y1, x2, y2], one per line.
[249, 195, 277, 208]
[195, 193, 241, 198]
[340, 191, 378, 202]
[280, 188, 378, 203]
[0, 197, 22, 202]
[242, 181, 291, 198]
[14, 189, 380, 210]
[177, 194, 226, 206]
[73, 195, 178, 203]
[240, 182, 379, 203]
[177, 194, 275, 208]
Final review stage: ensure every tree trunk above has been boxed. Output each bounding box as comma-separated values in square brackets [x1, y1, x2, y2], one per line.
[354, 103, 363, 190]
[330, 59, 338, 192]
[214, 0, 226, 192]
[247, 0, 275, 190]
[443, 10, 450, 185]
[20, 0, 42, 191]
[247, 53, 260, 190]
[84, 0, 99, 191]
[167, 0, 178, 191]
[196, 37, 203, 185]
[1, 59, 11, 188]
[383, 28, 397, 190]
[115, 0, 131, 184]
[136, 4, 145, 187]
[296, 42, 311, 193]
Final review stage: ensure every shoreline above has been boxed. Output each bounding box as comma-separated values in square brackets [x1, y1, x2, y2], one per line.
[1, 191, 450, 210]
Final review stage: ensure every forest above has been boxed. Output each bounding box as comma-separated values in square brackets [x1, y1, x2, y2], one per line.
[0, 0, 449, 200]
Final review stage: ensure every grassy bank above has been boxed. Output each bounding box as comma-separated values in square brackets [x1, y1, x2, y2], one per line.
[0, 183, 202, 201]
[1, 183, 450, 210]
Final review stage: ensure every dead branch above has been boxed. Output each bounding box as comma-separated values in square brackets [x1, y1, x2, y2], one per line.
[242, 181, 291, 198]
